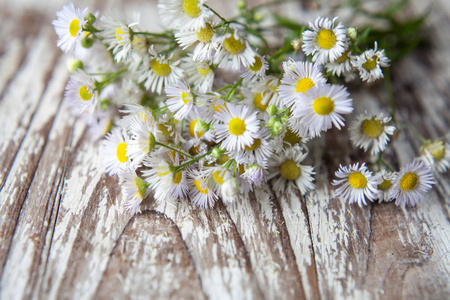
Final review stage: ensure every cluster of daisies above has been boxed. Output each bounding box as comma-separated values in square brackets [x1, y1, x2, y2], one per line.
[52, 1, 446, 213]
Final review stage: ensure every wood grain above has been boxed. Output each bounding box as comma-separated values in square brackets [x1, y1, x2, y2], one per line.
[0, 0, 449, 299]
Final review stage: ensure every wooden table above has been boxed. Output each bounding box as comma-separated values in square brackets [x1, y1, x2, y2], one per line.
[1, 0, 449, 299]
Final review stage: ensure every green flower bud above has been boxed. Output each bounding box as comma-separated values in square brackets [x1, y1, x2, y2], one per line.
[280, 115, 289, 124]
[347, 27, 357, 40]
[67, 58, 83, 72]
[100, 98, 111, 110]
[268, 117, 278, 128]
[81, 37, 94, 48]
[272, 121, 283, 135]
[266, 105, 278, 116]
[194, 119, 210, 133]
[84, 13, 97, 24]
[211, 147, 223, 159]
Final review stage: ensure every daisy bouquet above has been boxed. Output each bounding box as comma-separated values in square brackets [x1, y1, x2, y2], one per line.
[52, 0, 444, 213]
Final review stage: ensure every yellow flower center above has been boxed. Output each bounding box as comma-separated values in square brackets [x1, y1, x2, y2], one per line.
[150, 59, 171, 77]
[69, 19, 81, 37]
[212, 171, 225, 185]
[362, 56, 378, 70]
[157, 166, 171, 177]
[334, 51, 349, 63]
[280, 160, 301, 181]
[217, 154, 229, 165]
[423, 141, 445, 161]
[194, 179, 208, 194]
[228, 118, 246, 135]
[361, 118, 384, 138]
[197, 66, 210, 77]
[296, 78, 315, 94]
[189, 120, 204, 138]
[377, 179, 392, 191]
[223, 35, 246, 54]
[181, 91, 191, 104]
[212, 102, 226, 112]
[79, 86, 93, 101]
[313, 97, 334, 115]
[116, 142, 128, 163]
[245, 138, 261, 151]
[173, 171, 182, 184]
[249, 56, 263, 72]
[400, 172, 418, 191]
[195, 22, 214, 43]
[348, 172, 367, 189]
[317, 29, 337, 49]
[157, 123, 172, 137]
[189, 144, 201, 155]
[253, 93, 268, 111]
[283, 128, 300, 145]
[115, 27, 126, 44]
[237, 163, 245, 175]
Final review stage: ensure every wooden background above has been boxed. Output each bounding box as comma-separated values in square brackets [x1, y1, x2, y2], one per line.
[1, 0, 450, 299]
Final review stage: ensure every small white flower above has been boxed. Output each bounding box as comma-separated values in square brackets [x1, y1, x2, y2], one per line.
[158, 0, 213, 31]
[389, 159, 435, 208]
[120, 170, 150, 215]
[181, 57, 215, 93]
[324, 50, 353, 76]
[119, 104, 156, 130]
[214, 30, 257, 70]
[375, 169, 397, 203]
[420, 140, 450, 173]
[292, 83, 353, 137]
[165, 80, 194, 120]
[127, 116, 158, 169]
[64, 71, 97, 115]
[221, 178, 240, 203]
[351, 42, 390, 83]
[234, 127, 273, 168]
[241, 54, 269, 82]
[52, 3, 88, 52]
[85, 109, 114, 141]
[102, 127, 130, 175]
[175, 21, 218, 62]
[214, 103, 260, 151]
[188, 168, 218, 208]
[302, 16, 348, 65]
[241, 164, 266, 186]
[332, 163, 382, 207]
[349, 112, 396, 155]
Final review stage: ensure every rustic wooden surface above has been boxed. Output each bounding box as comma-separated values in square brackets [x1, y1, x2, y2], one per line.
[1, 0, 450, 299]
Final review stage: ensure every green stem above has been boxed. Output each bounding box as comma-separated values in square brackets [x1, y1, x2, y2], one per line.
[95, 69, 127, 92]
[380, 158, 395, 172]
[204, 4, 228, 23]
[155, 142, 194, 159]
[397, 121, 429, 143]
[132, 31, 173, 39]
[174, 150, 212, 172]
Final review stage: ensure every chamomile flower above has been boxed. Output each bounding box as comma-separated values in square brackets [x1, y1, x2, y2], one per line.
[241, 54, 269, 82]
[332, 163, 382, 207]
[120, 170, 150, 215]
[268, 148, 315, 195]
[158, 0, 213, 31]
[420, 140, 450, 173]
[102, 127, 130, 175]
[221, 178, 240, 203]
[351, 42, 390, 83]
[64, 71, 97, 115]
[390, 159, 435, 208]
[138, 46, 184, 94]
[349, 113, 396, 155]
[181, 58, 215, 93]
[86, 109, 114, 141]
[119, 104, 155, 130]
[324, 50, 353, 76]
[292, 83, 353, 137]
[175, 21, 218, 62]
[234, 127, 273, 168]
[214, 103, 260, 151]
[241, 164, 266, 186]
[277, 60, 326, 108]
[127, 116, 158, 169]
[188, 168, 218, 208]
[375, 169, 397, 203]
[214, 30, 257, 70]
[302, 16, 348, 65]
[52, 3, 88, 53]
[165, 80, 194, 120]
[207, 166, 232, 194]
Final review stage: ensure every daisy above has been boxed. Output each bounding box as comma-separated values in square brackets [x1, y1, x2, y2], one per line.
[277, 60, 326, 108]
[165, 80, 194, 120]
[375, 169, 397, 203]
[420, 140, 450, 173]
[214, 103, 260, 151]
[64, 71, 97, 115]
[119, 104, 155, 130]
[332, 163, 382, 207]
[120, 170, 150, 214]
[267, 148, 315, 195]
[221, 178, 240, 203]
[241, 54, 269, 82]
[292, 83, 353, 137]
[241, 164, 266, 186]
[187, 168, 218, 208]
[52, 3, 88, 52]
[234, 127, 273, 168]
[349, 113, 396, 155]
[214, 30, 257, 70]
[302, 16, 348, 65]
[85, 109, 114, 141]
[181, 57, 215, 93]
[102, 127, 130, 175]
[138, 46, 184, 94]
[175, 21, 218, 62]
[351, 42, 390, 83]
[207, 166, 233, 194]
[158, 0, 213, 31]
[127, 116, 158, 169]
[389, 159, 435, 208]
[324, 50, 353, 76]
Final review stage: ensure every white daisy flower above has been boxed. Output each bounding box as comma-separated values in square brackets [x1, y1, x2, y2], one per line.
[302, 16, 348, 65]
[221, 178, 240, 203]
[187, 168, 218, 208]
[64, 71, 97, 115]
[267, 147, 315, 195]
[120, 170, 150, 214]
[375, 169, 397, 203]
[165, 80, 194, 120]
[52, 3, 88, 53]
[292, 83, 353, 137]
[98, 12, 140, 63]
[214, 103, 260, 151]
[234, 127, 273, 168]
[207, 166, 233, 194]
[175, 21, 218, 62]
[349, 112, 396, 155]
[119, 104, 156, 130]
[85, 109, 114, 141]
[351, 42, 390, 83]
[389, 159, 435, 208]
[214, 30, 257, 70]
[420, 140, 450, 173]
[324, 50, 353, 76]
[332, 163, 382, 207]
[241, 164, 266, 186]
[138, 46, 184, 94]
[241, 54, 269, 82]
[127, 116, 159, 169]
[181, 57, 215, 93]
[277, 60, 326, 108]
[158, 0, 213, 31]
[102, 127, 130, 175]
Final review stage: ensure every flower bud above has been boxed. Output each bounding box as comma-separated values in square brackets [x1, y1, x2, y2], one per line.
[266, 105, 278, 116]
[347, 27, 358, 40]
[67, 58, 83, 72]
[221, 178, 239, 202]
[84, 13, 96, 24]
[194, 119, 209, 133]
[211, 147, 223, 159]
[272, 121, 283, 135]
[81, 37, 94, 48]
